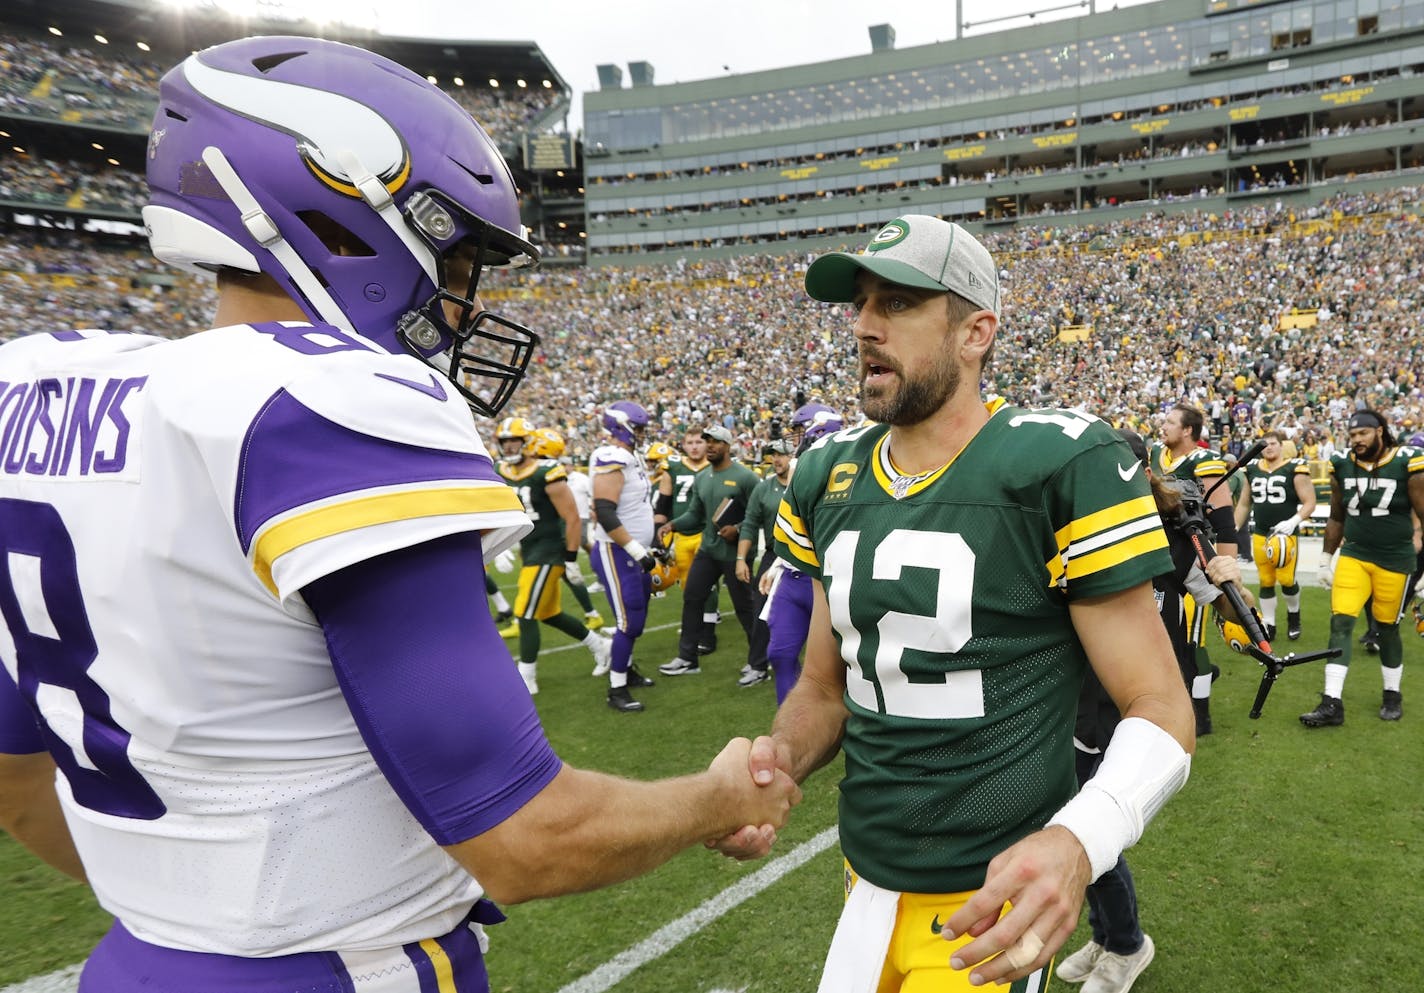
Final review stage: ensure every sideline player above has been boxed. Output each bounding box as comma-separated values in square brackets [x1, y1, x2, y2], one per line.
[719, 214, 1193, 991]
[0, 38, 799, 993]
[1151, 404, 1239, 732]
[1302, 409, 1424, 726]
[531, 426, 606, 630]
[495, 419, 612, 693]
[588, 401, 662, 711]
[1234, 430, 1315, 641]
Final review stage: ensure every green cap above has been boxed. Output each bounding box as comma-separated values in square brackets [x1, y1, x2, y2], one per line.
[805, 214, 1000, 316]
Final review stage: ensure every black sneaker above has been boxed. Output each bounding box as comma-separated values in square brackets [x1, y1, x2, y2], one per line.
[1192, 697, 1213, 737]
[1381, 690, 1403, 721]
[607, 686, 644, 712]
[626, 664, 655, 688]
[496, 609, 513, 624]
[1362, 631, 1382, 654]
[1300, 694, 1344, 727]
[697, 635, 718, 656]
[737, 667, 770, 688]
[1265, 623, 1277, 643]
[1287, 612, 1302, 641]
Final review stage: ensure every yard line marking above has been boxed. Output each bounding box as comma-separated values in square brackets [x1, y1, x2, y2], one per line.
[0, 963, 82, 993]
[556, 826, 839, 993]
[539, 620, 679, 655]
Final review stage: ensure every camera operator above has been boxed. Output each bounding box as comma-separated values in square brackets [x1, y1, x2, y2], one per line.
[1060, 428, 1250, 993]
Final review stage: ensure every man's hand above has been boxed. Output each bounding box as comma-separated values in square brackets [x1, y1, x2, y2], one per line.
[703, 737, 800, 860]
[1271, 514, 1302, 536]
[734, 559, 751, 583]
[718, 524, 739, 544]
[939, 826, 1092, 986]
[656, 523, 674, 543]
[494, 548, 518, 574]
[1319, 553, 1336, 588]
[705, 735, 796, 860]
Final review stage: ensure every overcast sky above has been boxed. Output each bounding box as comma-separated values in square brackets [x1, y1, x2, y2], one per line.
[394, 0, 1161, 121]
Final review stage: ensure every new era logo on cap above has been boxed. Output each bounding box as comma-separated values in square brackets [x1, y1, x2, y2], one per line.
[804, 214, 1000, 316]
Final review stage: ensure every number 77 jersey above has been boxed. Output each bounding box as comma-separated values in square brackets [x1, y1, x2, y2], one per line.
[772, 399, 1171, 894]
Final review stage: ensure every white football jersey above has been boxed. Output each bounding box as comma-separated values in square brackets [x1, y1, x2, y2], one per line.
[0, 324, 529, 955]
[588, 443, 654, 545]
[565, 468, 593, 520]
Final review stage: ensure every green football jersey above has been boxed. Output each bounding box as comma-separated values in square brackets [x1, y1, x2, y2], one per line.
[1149, 441, 1227, 483]
[1330, 446, 1424, 573]
[498, 459, 570, 564]
[774, 400, 1171, 893]
[671, 460, 762, 562]
[665, 455, 707, 513]
[1245, 459, 1311, 535]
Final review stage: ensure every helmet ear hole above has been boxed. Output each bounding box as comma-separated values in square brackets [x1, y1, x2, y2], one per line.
[297, 210, 376, 257]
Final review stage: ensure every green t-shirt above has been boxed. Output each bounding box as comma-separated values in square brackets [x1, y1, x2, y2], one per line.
[671, 460, 762, 561]
[498, 459, 570, 565]
[664, 455, 706, 514]
[740, 472, 788, 563]
[774, 401, 1171, 893]
[1330, 446, 1424, 573]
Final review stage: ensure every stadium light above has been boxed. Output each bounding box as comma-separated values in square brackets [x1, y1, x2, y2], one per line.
[137, 41, 151, 51]
[542, 79, 552, 88]
[453, 76, 464, 86]
[516, 79, 527, 88]
[95, 34, 109, 44]
[91, 142, 104, 150]
[426, 75, 438, 85]
[48, 26, 62, 36]
[107, 158, 120, 166]
[488, 78, 499, 87]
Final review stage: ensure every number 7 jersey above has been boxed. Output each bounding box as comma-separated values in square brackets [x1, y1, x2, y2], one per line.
[773, 399, 1171, 893]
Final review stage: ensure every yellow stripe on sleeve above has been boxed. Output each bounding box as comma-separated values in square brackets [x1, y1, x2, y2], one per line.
[1194, 459, 1227, 477]
[1409, 455, 1424, 474]
[253, 485, 523, 594]
[774, 519, 820, 568]
[418, 937, 458, 993]
[1065, 529, 1169, 581]
[1054, 494, 1160, 551]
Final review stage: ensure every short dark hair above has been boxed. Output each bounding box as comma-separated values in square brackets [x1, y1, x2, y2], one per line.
[1172, 403, 1205, 442]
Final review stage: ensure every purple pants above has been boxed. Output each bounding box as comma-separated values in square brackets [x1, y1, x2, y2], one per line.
[764, 567, 814, 704]
[590, 541, 652, 672]
[81, 902, 501, 993]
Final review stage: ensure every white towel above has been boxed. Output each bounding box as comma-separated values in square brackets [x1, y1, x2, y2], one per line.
[816, 875, 901, 993]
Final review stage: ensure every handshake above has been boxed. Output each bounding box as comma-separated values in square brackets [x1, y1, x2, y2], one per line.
[703, 736, 800, 861]
[624, 539, 672, 572]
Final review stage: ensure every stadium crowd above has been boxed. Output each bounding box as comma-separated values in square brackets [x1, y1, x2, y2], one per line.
[1, 187, 1420, 464]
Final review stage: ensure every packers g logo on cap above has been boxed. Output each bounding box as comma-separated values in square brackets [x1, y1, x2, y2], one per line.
[866, 218, 910, 252]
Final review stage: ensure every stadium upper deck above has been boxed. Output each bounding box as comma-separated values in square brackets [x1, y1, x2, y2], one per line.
[583, 0, 1424, 263]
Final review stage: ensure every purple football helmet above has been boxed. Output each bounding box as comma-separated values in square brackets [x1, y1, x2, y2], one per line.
[142, 36, 539, 416]
[602, 401, 650, 448]
[792, 403, 845, 452]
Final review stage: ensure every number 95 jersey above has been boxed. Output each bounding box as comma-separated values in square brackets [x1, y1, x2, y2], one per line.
[0, 324, 529, 955]
[773, 399, 1171, 894]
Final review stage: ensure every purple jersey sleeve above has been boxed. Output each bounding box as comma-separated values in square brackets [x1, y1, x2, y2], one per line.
[0, 663, 44, 754]
[303, 531, 562, 846]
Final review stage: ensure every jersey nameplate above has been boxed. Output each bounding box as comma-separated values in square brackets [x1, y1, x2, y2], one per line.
[0, 376, 146, 480]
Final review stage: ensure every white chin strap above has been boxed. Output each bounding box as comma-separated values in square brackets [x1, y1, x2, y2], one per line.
[201, 145, 357, 335]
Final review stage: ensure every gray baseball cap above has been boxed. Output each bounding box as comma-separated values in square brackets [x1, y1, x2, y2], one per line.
[805, 214, 1000, 316]
[702, 424, 735, 443]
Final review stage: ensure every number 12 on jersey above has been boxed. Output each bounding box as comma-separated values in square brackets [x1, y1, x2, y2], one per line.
[823, 528, 985, 720]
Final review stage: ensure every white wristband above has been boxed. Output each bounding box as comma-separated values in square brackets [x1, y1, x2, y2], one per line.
[622, 539, 649, 560]
[1047, 717, 1191, 882]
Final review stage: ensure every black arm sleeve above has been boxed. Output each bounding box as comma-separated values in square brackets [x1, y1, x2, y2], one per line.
[1207, 503, 1238, 547]
[653, 491, 674, 519]
[594, 497, 623, 535]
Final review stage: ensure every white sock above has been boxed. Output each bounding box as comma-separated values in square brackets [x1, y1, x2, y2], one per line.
[1192, 673, 1213, 699]
[517, 662, 538, 681]
[1283, 589, 1301, 613]
[1324, 662, 1349, 699]
[1260, 595, 1277, 626]
[609, 670, 628, 688]
[581, 631, 602, 648]
[702, 611, 719, 624]
[1383, 665, 1403, 693]
[492, 591, 511, 612]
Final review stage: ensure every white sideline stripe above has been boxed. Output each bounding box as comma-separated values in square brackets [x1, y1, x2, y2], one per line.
[556, 827, 839, 993]
[0, 963, 82, 993]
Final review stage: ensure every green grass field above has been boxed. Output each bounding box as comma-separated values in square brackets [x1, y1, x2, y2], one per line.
[3, 580, 1421, 992]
